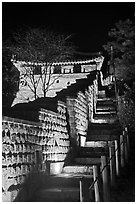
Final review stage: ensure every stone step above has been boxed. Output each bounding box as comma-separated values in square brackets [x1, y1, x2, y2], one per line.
[87, 123, 121, 134]
[85, 141, 108, 147]
[35, 187, 80, 202]
[96, 105, 116, 111]
[88, 122, 121, 129]
[39, 175, 80, 189]
[78, 146, 108, 152]
[63, 165, 93, 175]
[93, 113, 118, 124]
[75, 157, 101, 165]
[77, 151, 109, 157]
[34, 173, 94, 202]
[98, 90, 106, 95]
[86, 134, 119, 141]
[77, 151, 109, 158]
[95, 112, 116, 116]
[95, 111, 116, 115]
[97, 97, 116, 101]
[93, 115, 117, 120]
[96, 104, 116, 109]
[77, 147, 109, 158]
[97, 98, 116, 106]
[39, 187, 79, 193]
[98, 90, 106, 99]
[87, 129, 120, 137]
[92, 118, 118, 124]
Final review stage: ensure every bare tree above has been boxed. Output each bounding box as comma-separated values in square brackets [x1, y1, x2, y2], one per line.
[7, 28, 74, 99]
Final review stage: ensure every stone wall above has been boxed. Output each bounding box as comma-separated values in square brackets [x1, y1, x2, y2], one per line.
[39, 101, 70, 164]
[74, 91, 88, 137]
[2, 117, 42, 201]
[12, 72, 91, 106]
[66, 78, 98, 146]
[85, 85, 94, 122]
[2, 100, 70, 201]
[66, 97, 77, 146]
[2, 71, 99, 201]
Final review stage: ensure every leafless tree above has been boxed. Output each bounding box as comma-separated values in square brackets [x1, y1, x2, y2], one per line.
[7, 28, 74, 99]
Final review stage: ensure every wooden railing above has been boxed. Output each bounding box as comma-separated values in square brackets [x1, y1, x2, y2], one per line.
[88, 127, 129, 202]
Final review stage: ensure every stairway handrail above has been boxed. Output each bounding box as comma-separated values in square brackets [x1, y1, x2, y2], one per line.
[88, 130, 127, 191]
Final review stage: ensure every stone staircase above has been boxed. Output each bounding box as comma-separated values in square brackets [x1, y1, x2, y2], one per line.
[33, 175, 81, 202]
[33, 87, 122, 202]
[92, 90, 118, 124]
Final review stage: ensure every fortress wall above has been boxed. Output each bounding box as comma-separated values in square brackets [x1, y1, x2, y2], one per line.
[2, 101, 70, 201]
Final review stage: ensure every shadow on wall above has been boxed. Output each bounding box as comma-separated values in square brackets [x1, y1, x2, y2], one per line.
[63, 140, 79, 166]
[63, 108, 79, 166]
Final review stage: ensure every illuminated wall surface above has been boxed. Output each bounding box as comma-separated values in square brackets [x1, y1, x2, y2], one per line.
[2, 83, 99, 201]
[2, 101, 71, 201]
[12, 56, 104, 106]
[67, 81, 98, 144]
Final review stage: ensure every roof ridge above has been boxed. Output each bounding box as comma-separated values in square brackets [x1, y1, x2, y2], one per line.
[12, 56, 104, 66]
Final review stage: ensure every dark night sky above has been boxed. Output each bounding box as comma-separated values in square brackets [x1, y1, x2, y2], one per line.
[2, 2, 135, 53]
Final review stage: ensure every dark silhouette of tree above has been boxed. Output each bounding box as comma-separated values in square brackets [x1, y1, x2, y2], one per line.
[2, 48, 19, 108]
[5, 28, 74, 99]
[103, 19, 135, 82]
[103, 19, 135, 132]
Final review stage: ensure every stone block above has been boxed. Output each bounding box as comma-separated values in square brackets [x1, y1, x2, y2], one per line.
[49, 162, 64, 175]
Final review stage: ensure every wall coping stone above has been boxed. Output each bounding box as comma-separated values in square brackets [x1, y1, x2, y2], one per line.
[2, 116, 42, 127]
[40, 108, 59, 117]
[57, 100, 67, 108]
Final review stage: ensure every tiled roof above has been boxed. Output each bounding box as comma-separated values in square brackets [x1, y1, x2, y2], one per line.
[12, 56, 104, 66]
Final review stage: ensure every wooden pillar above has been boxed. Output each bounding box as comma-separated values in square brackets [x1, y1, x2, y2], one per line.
[127, 133, 130, 160]
[79, 179, 83, 202]
[114, 140, 120, 176]
[125, 127, 130, 154]
[123, 130, 128, 163]
[108, 141, 116, 187]
[120, 134, 125, 168]
[124, 127, 129, 162]
[93, 165, 101, 202]
[101, 156, 110, 201]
